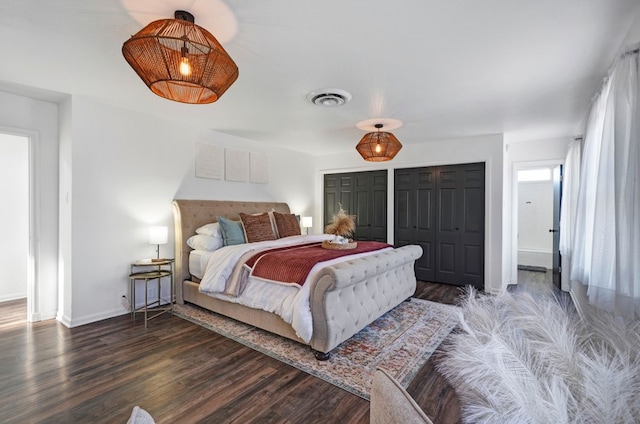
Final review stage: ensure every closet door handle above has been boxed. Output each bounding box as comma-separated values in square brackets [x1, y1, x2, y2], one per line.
[549, 229, 558, 233]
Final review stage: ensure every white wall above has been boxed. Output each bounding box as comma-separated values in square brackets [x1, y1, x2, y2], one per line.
[517, 180, 554, 268]
[621, 11, 640, 49]
[315, 133, 505, 294]
[0, 90, 59, 321]
[59, 96, 316, 327]
[58, 98, 73, 324]
[0, 133, 28, 301]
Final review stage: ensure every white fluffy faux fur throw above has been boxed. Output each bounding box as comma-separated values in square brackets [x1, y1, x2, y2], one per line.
[437, 288, 640, 424]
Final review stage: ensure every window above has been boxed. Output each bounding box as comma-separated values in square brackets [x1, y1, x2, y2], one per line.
[517, 168, 551, 182]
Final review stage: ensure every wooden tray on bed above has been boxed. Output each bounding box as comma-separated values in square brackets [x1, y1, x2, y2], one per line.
[321, 240, 358, 250]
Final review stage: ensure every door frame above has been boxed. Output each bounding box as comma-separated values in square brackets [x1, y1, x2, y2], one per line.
[1, 126, 38, 321]
[511, 159, 564, 290]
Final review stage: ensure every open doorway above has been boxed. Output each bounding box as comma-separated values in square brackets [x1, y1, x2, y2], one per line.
[515, 163, 562, 291]
[0, 132, 35, 321]
[0, 132, 30, 319]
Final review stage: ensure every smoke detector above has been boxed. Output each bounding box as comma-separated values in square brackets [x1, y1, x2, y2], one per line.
[307, 88, 352, 107]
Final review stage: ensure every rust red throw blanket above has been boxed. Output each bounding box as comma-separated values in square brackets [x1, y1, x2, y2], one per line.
[245, 241, 391, 286]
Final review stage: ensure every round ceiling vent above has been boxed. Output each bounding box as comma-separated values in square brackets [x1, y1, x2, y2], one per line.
[307, 88, 352, 107]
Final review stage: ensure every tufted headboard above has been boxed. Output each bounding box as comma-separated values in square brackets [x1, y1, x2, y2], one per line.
[171, 200, 291, 299]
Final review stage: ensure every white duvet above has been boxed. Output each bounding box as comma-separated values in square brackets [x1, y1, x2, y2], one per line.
[197, 234, 392, 342]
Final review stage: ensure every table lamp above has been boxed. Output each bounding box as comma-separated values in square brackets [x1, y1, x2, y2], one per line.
[149, 226, 168, 261]
[301, 216, 313, 235]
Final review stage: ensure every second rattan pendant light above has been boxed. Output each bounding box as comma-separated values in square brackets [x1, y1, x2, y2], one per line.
[356, 123, 403, 161]
[122, 10, 239, 104]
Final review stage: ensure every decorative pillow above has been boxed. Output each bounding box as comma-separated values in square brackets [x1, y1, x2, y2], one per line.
[186, 234, 224, 251]
[217, 216, 246, 246]
[273, 212, 301, 238]
[239, 212, 277, 243]
[267, 211, 279, 237]
[195, 222, 221, 238]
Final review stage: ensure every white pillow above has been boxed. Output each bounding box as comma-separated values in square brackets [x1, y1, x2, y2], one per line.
[186, 234, 224, 251]
[195, 222, 222, 238]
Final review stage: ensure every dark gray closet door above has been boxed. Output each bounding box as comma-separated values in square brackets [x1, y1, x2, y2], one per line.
[394, 167, 436, 281]
[434, 163, 485, 288]
[395, 163, 485, 289]
[324, 173, 353, 231]
[353, 171, 387, 241]
[324, 170, 387, 241]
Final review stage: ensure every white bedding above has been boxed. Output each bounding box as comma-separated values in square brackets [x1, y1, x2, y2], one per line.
[192, 235, 392, 342]
[189, 249, 212, 280]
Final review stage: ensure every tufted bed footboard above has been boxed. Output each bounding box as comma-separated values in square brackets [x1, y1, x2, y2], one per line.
[309, 245, 423, 356]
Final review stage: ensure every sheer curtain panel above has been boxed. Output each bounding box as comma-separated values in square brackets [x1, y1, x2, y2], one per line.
[570, 48, 640, 315]
[559, 138, 581, 292]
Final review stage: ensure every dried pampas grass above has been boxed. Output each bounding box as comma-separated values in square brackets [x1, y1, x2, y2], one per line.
[437, 288, 640, 424]
[324, 207, 356, 237]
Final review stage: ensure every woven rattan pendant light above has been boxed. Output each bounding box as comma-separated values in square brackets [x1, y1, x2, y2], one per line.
[122, 10, 238, 104]
[356, 123, 403, 161]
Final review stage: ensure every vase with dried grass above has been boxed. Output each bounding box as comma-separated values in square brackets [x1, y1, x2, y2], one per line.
[323, 208, 357, 249]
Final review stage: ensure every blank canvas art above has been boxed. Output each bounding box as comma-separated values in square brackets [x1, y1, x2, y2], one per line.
[195, 143, 224, 180]
[250, 152, 268, 184]
[225, 148, 250, 182]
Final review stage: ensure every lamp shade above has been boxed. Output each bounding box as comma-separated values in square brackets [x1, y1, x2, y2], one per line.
[356, 124, 403, 162]
[149, 226, 168, 245]
[301, 216, 313, 228]
[122, 10, 238, 104]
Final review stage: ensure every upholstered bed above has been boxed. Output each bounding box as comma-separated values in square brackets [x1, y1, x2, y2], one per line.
[172, 199, 423, 359]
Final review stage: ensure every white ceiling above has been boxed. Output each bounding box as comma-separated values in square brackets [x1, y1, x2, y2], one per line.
[1, 0, 639, 156]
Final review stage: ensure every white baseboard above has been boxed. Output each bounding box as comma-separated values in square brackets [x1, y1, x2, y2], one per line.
[65, 299, 171, 328]
[518, 248, 552, 268]
[57, 312, 72, 327]
[30, 309, 57, 322]
[66, 307, 130, 328]
[0, 292, 27, 302]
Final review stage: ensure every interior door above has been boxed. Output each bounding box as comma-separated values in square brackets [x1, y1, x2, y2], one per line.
[324, 174, 353, 229]
[394, 163, 484, 289]
[353, 171, 387, 241]
[394, 168, 435, 281]
[435, 163, 485, 289]
[324, 171, 387, 241]
[551, 165, 562, 289]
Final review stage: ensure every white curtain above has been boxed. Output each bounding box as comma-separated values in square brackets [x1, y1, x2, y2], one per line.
[570, 48, 640, 315]
[559, 138, 581, 291]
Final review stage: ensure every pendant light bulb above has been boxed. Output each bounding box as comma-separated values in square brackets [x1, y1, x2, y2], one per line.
[179, 46, 192, 76]
[179, 57, 192, 76]
[374, 124, 383, 153]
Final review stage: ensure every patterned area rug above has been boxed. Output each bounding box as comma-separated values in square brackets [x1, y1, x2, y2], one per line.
[173, 299, 459, 399]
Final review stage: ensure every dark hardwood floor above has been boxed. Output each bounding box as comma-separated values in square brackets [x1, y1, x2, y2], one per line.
[1, 278, 549, 424]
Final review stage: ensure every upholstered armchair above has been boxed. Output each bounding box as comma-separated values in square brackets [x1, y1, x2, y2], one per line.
[370, 368, 433, 424]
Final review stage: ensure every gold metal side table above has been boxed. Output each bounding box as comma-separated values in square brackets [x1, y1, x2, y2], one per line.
[129, 259, 174, 328]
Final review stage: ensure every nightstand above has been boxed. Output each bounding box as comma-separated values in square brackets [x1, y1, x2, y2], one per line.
[129, 259, 174, 327]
